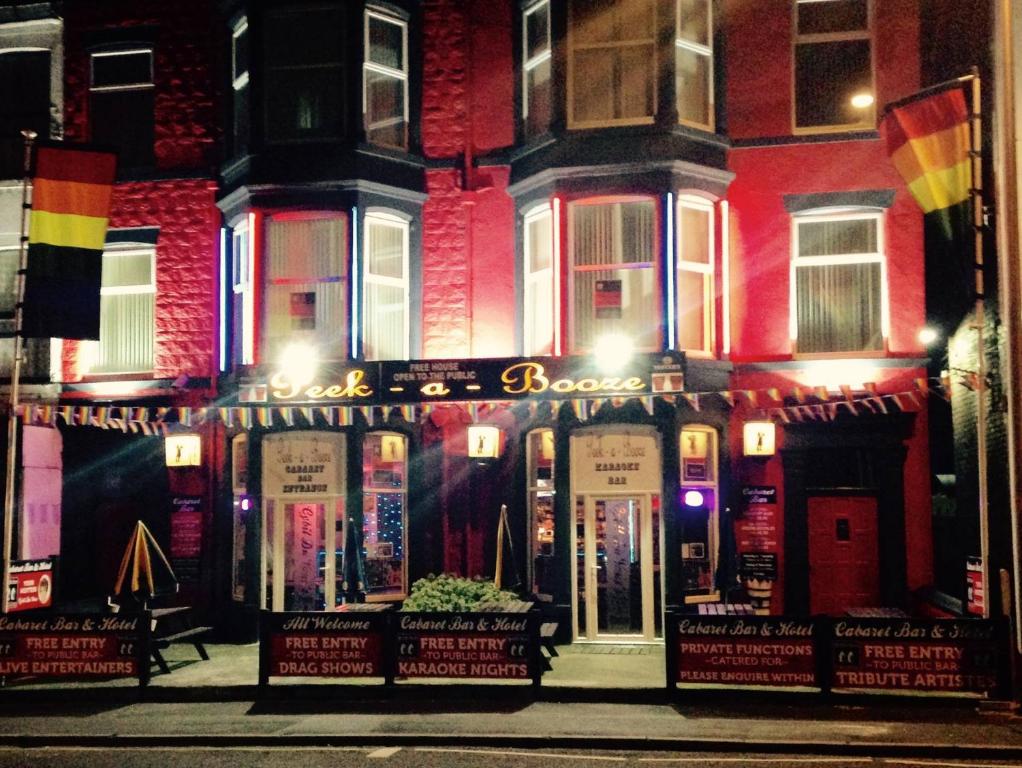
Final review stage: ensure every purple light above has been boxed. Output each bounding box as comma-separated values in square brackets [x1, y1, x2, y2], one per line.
[683, 490, 705, 508]
[240, 497, 252, 512]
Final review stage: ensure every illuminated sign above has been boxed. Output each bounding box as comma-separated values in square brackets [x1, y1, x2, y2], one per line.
[743, 421, 776, 457]
[165, 434, 201, 467]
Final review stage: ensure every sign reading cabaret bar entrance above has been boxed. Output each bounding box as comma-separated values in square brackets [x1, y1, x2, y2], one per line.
[262, 432, 344, 497]
[246, 352, 686, 405]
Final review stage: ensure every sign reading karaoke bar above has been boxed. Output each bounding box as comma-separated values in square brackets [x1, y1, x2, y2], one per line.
[261, 612, 387, 681]
[831, 619, 1001, 693]
[396, 612, 536, 680]
[672, 616, 818, 688]
[0, 614, 140, 678]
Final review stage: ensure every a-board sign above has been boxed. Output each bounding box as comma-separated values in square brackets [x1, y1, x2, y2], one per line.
[6, 558, 54, 612]
[262, 611, 387, 680]
[831, 618, 1001, 693]
[672, 616, 818, 688]
[0, 614, 140, 678]
[396, 612, 535, 680]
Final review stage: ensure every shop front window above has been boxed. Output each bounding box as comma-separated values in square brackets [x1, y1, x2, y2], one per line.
[362, 431, 407, 599]
[527, 429, 555, 599]
[231, 434, 249, 603]
[679, 425, 718, 598]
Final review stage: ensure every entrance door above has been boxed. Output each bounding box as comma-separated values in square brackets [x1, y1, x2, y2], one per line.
[576, 494, 658, 641]
[263, 498, 345, 612]
[808, 496, 880, 615]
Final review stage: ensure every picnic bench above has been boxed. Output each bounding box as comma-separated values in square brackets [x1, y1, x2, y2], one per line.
[697, 602, 755, 616]
[476, 600, 558, 670]
[149, 606, 212, 675]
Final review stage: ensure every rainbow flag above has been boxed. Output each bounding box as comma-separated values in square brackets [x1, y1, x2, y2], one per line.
[883, 86, 970, 236]
[23, 143, 116, 339]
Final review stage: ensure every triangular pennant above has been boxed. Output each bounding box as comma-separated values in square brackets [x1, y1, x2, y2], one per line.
[641, 396, 654, 416]
[813, 386, 829, 401]
[766, 387, 781, 403]
[794, 386, 808, 404]
[682, 392, 701, 411]
[914, 377, 930, 397]
[238, 409, 253, 429]
[720, 391, 736, 407]
[571, 400, 586, 420]
[745, 390, 759, 408]
[300, 406, 315, 426]
[774, 407, 791, 424]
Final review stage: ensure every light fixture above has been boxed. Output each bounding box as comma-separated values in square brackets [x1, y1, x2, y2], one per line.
[468, 424, 503, 459]
[278, 342, 319, 390]
[743, 421, 776, 457]
[683, 489, 705, 508]
[850, 91, 874, 109]
[592, 333, 634, 373]
[166, 434, 202, 467]
[918, 326, 939, 346]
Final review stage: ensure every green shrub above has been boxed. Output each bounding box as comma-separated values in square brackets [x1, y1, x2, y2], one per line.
[400, 574, 518, 612]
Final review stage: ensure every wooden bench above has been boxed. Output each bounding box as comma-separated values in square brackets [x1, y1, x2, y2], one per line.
[697, 602, 755, 616]
[150, 606, 212, 675]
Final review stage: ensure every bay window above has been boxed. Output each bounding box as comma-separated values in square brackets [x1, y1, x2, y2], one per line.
[676, 196, 714, 355]
[792, 211, 885, 354]
[362, 212, 409, 361]
[232, 219, 254, 366]
[523, 204, 554, 356]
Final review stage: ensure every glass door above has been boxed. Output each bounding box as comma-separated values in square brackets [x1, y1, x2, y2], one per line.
[263, 497, 345, 612]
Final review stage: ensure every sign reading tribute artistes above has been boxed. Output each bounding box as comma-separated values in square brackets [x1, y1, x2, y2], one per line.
[674, 616, 818, 688]
[0, 614, 140, 678]
[264, 612, 386, 679]
[397, 612, 534, 679]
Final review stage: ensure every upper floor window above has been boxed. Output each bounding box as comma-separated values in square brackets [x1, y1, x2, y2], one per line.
[523, 204, 554, 355]
[522, 0, 552, 138]
[90, 49, 154, 168]
[792, 211, 885, 355]
[364, 8, 408, 150]
[0, 50, 51, 178]
[675, 0, 713, 129]
[82, 244, 155, 375]
[231, 17, 250, 155]
[232, 219, 254, 365]
[568, 0, 656, 128]
[362, 212, 409, 360]
[676, 196, 714, 355]
[569, 198, 658, 353]
[264, 213, 347, 363]
[794, 0, 874, 131]
[265, 5, 345, 142]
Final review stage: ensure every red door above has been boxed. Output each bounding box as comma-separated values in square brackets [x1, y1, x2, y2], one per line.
[808, 496, 880, 615]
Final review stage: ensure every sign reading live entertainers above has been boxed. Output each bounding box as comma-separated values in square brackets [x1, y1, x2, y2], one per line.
[0, 614, 140, 678]
[832, 618, 1001, 693]
[397, 612, 534, 679]
[673, 616, 818, 688]
[263, 611, 387, 679]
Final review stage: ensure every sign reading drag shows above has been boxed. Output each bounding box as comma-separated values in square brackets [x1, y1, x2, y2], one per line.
[672, 616, 818, 688]
[396, 612, 536, 680]
[262, 612, 387, 681]
[831, 619, 1002, 693]
[0, 614, 141, 678]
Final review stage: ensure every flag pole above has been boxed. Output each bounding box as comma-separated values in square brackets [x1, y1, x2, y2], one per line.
[2, 129, 36, 613]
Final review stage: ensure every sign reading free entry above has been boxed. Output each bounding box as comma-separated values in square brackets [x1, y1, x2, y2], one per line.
[396, 612, 536, 680]
[0, 614, 141, 678]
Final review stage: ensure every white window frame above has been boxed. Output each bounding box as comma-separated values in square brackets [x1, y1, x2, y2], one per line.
[363, 8, 409, 150]
[676, 195, 715, 357]
[675, 0, 714, 130]
[361, 430, 409, 601]
[231, 17, 249, 91]
[362, 211, 410, 361]
[567, 0, 657, 129]
[89, 47, 154, 92]
[789, 208, 889, 357]
[522, 0, 551, 134]
[85, 245, 156, 375]
[526, 428, 555, 599]
[232, 217, 254, 366]
[793, 0, 875, 134]
[679, 424, 719, 602]
[523, 203, 554, 356]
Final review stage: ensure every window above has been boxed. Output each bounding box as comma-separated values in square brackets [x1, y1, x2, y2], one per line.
[84, 245, 155, 374]
[231, 17, 250, 155]
[679, 425, 718, 597]
[364, 9, 408, 149]
[232, 219, 254, 365]
[792, 212, 884, 354]
[568, 0, 656, 127]
[569, 198, 658, 353]
[362, 212, 409, 361]
[0, 50, 51, 178]
[676, 0, 713, 129]
[527, 429, 555, 599]
[362, 432, 407, 600]
[265, 5, 345, 142]
[264, 214, 347, 363]
[523, 204, 554, 356]
[523, 0, 552, 138]
[794, 0, 873, 131]
[676, 197, 713, 355]
[90, 49, 154, 168]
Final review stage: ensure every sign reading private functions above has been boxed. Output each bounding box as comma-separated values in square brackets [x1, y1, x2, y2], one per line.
[831, 619, 1001, 693]
[241, 352, 686, 405]
[263, 612, 387, 679]
[396, 612, 535, 679]
[0, 614, 140, 678]
[6, 558, 54, 613]
[673, 616, 818, 688]
[262, 432, 345, 497]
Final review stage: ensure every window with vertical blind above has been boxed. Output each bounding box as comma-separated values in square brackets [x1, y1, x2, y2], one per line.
[792, 211, 884, 354]
[523, 204, 554, 356]
[677, 196, 714, 355]
[90, 246, 155, 374]
[264, 214, 347, 363]
[363, 212, 409, 361]
[569, 198, 658, 353]
[522, 0, 552, 138]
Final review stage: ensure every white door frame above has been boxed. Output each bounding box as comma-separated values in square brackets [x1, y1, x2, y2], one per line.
[262, 496, 343, 612]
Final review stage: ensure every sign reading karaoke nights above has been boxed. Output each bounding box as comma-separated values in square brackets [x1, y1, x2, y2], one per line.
[396, 612, 534, 679]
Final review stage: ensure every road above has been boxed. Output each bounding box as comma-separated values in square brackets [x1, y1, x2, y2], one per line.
[0, 746, 1016, 768]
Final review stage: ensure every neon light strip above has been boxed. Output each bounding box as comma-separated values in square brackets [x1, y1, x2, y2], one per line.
[351, 207, 360, 359]
[219, 227, 227, 371]
[552, 197, 562, 356]
[721, 200, 730, 355]
[666, 192, 676, 350]
[246, 212, 256, 365]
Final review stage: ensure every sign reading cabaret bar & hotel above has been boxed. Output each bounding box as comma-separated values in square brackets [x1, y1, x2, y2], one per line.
[0, 614, 140, 678]
[243, 352, 686, 405]
[397, 612, 535, 680]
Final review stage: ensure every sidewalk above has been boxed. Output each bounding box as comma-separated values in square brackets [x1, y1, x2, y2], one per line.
[0, 643, 1021, 759]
